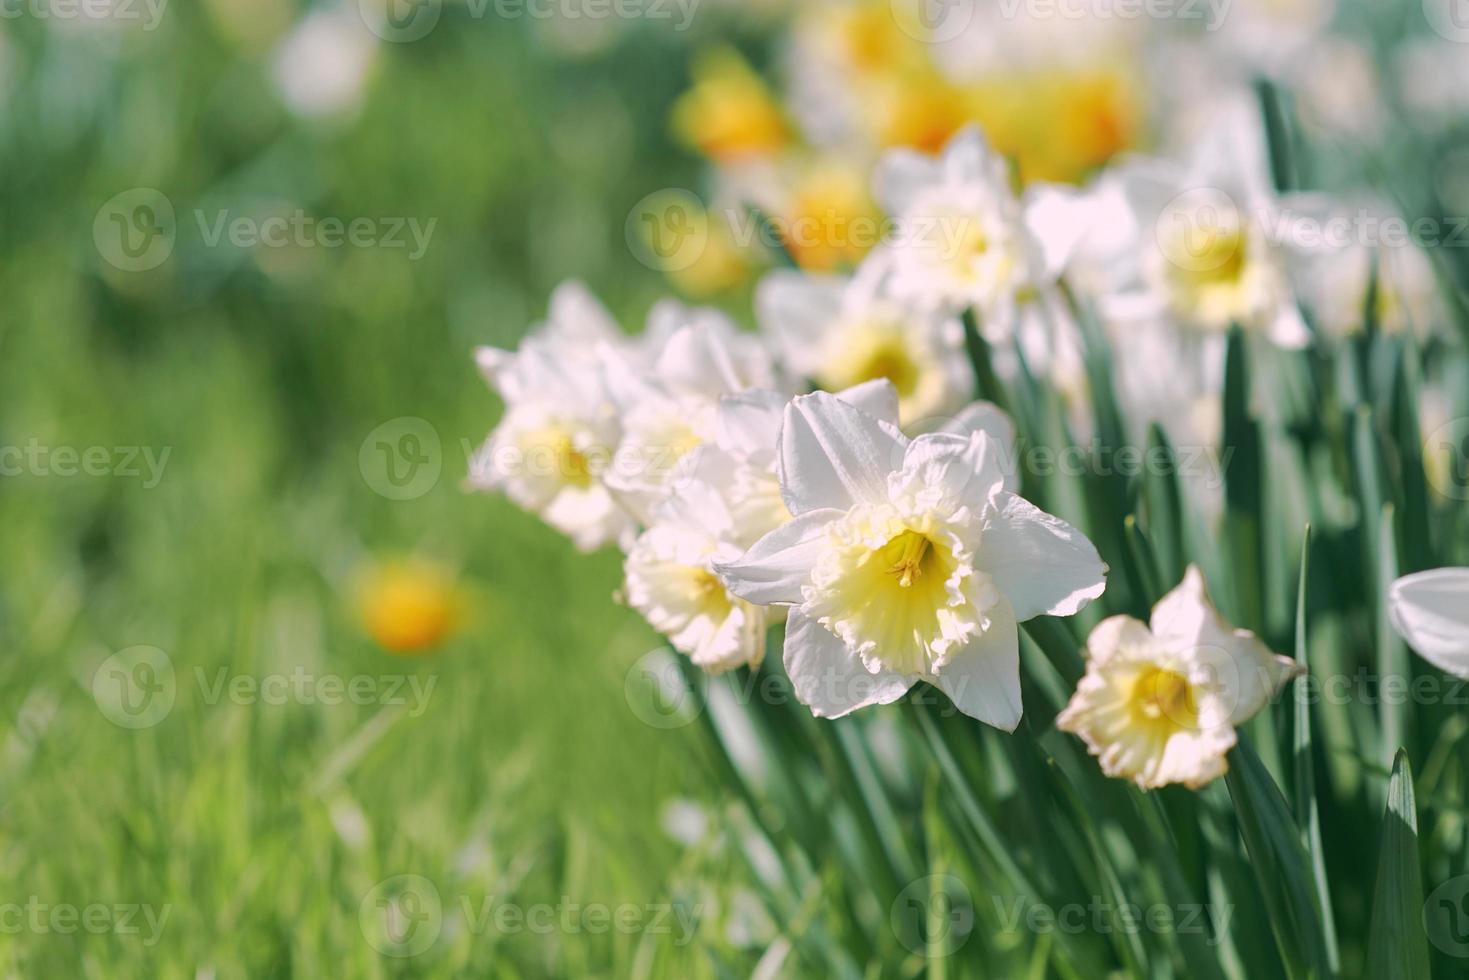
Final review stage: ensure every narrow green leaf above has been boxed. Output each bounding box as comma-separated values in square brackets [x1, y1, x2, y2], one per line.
[1291, 526, 1341, 972]
[961, 308, 1011, 414]
[1224, 740, 1335, 980]
[1223, 325, 1264, 632]
[1142, 422, 1189, 585]
[1366, 750, 1430, 980]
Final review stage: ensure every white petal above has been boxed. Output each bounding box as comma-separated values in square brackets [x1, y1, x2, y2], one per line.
[939, 125, 999, 185]
[783, 611, 914, 718]
[1086, 615, 1154, 665]
[872, 147, 939, 217]
[777, 392, 905, 514]
[546, 280, 621, 345]
[836, 379, 901, 426]
[715, 390, 787, 460]
[754, 270, 844, 369]
[715, 508, 842, 605]
[1152, 566, 1302, 722]
[978, 493, 1108, 620]
[891, 432, 1000, 511]
[1388, 568, 1469, 679]
[930, 598, 1022, 731]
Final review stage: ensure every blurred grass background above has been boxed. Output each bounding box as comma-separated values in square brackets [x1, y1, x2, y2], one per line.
[0, 5, 777, 975]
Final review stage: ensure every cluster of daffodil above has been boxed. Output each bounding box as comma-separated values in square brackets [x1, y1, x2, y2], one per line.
[470, 113, 1466, 797]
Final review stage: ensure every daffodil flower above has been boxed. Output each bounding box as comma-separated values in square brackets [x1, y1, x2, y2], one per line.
[625, 479, 769, 674]
[1057, 566, 1304, 790]
[873, 125, 1055, 325]
[470, 282, 635, 551]
[601, 301, 783, 526]
[755, 260, 971, 425]
[716, 391, 1106, 726]
[1388, 568, 1469, 679]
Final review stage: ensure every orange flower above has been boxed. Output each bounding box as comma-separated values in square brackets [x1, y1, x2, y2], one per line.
[671, 48, 788, 163]
[357, 559, 462, 655]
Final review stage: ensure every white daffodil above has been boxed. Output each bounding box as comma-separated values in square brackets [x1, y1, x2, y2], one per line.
[1388, 568, 1469, 680]
[602, 301, 782, 526]
[1288, 200, 1442, 340]
[873, 126, 1055, 327]
[625, 479, 770, 674]
[1041, 98, 1310, 349]
[715, 391, 1105, 726]
[469, 282, 634, 552]
[1057, 566, 1304, 790]
[755, 260, 971, 424]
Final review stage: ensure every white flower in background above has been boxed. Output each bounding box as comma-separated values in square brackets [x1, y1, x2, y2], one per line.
[873, 126, 1054, 328]
[625, 480, 769, 674]
[469, 282, 634, 552]
[1290, 38, 1386, 141]
[1057, 567, 1304, 790]
[1044, 98, 1311, 349]
[1291, 206, 1442, 339]
[716, 392, 1106, 725]
[271, 6, 378, 119]
[603, 301, 781, 525]
[1207, 0, 1337, 79]
[1394, 38, 1469, 124]
[755, 261, 970, 424]
[1388, 569, 1469, 679]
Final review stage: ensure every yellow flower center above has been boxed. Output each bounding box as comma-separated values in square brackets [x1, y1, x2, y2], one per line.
[883, 529, 935, 588]
[816, 323, 922, 399]
[1128, 666, 1199, 734]
[807, 513, 983, 677]
[679, 568, 734, 625]
[1164, 224, 1256, 326]
[521, 425, 594, 489]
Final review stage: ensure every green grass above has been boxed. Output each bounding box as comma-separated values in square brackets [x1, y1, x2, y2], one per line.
[0, 13, 749, 977]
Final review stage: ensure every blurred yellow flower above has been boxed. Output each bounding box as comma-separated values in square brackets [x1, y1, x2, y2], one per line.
[781, 162, 880, 271]
[831, 1, 926, 76]
[871, 70, 971, 155]
[357, 560, 462, 655]
[669, 215, 755, 297]
[672, 49, 788, 163]
[970, 67, 1142, 185]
